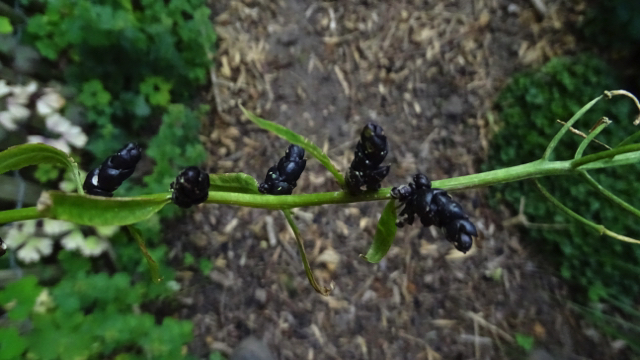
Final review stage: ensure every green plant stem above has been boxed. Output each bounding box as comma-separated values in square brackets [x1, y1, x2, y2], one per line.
[4, 151, 640, 224]
[534, 180, 640, 245]
[0, 207, 40, 224]
[571, 143, 640, 169]
[543, 94, 604, 160]
[282, 209, 331, 296]
[616, 129, 640, 148]
[579, 171, 640, 219]
[574, 118, 610, 159]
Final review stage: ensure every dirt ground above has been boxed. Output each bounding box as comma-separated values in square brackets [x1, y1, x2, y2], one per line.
[168, 1, 629, 359]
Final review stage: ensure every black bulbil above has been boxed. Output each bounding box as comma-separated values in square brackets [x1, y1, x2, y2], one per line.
[259, 145, 307, 195]
[171, 166, 210, 208]
[391, 173, 477, 253]
[346, 122, 390, 194]
[83, 143, 142, 197]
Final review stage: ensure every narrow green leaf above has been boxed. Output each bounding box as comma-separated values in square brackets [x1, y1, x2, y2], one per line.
[209, 173, 259, 194]
[239, 104, 346, 188]
[126, 226, 162, 283]
[38, 191, 170, 226]
[574, 117, 611, 159]
[362, 200, 398, 263]
[616, 129, 640, 148]
[282, 209, 332, 296]
[0, 143, 84, 194]
[543, 95, 603, 160]
[533, 180, 640, 245]
[580, 171, 640, 220]
[572, 143, 640, 169]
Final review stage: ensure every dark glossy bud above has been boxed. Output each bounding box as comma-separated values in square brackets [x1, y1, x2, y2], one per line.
[391, 184, 413, 201]
[346, 122, 390, 194]
[259, 166, 279, 195]
[413, 174, 431, 190]
[105, 142, 142, 170]
[394, 173, 476, 254]
[267, 181, 295, 195]
[360, 122, 388, 166]
[96, 166, 134, 193]
[83, 143, 142, 197]
[444, 219, 477, 253]
[83, 168, 115, 197]
[171, 167, 210, 208]
[259, 145, 306, 195]
[276, 147, 306, 184]
[283, 144, 305, 162]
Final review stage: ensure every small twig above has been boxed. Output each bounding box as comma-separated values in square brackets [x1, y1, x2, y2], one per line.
[464, 311, 514, 343]
[263, 73, 275, 111]
[556, 120, 611, 150]
[209, 342, 233, 355]
[397, 331, 442, 360]
[264, 215, 277, 247]
[209, 68, 234, 123]
[473, 316, 480, 359]
[529, 0, 547, 16]
[334, 65, 350, 97]
[502, 196, 569, 230]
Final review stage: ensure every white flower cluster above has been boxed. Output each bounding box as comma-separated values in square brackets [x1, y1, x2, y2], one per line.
[2, 219, 117, 263]
[0, 80, 87, 153]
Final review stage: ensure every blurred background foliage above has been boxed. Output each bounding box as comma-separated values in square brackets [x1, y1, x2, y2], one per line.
[0, 0, 639, 358]
[486, 0, 640, 352]
[0, 0, 216, 358]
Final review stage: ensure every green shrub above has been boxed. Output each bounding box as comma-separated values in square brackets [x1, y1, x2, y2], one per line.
[0, 252, 191, 359]
[486, 54, 640, 301]
[22, 0, 215, 190]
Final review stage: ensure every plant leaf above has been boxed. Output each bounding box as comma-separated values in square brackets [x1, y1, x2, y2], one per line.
[0, 16, 13, 34]
[38, 191, 170, 226]
[239, 104, 346, 188]
[361, 200, 398, 263]
[616, 129, 640, 148]
[126, 225, 162, 283]
[0, 143, 84, 194]
[543, 94, 603, 160]
[515, 333, 535, 352]
[282, 209, 332, 296]
[209, 173, 259, 194]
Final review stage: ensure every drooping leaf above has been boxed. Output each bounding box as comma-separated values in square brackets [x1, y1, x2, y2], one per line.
[0, 143, 84, 194]
[362, 200, 398, 263]
[282, 209, 332, 296]
[616, 129, 640, 148]
[38, 191, 170, 226]
[126, 226, 162, 283]
[209, 173, 259, 194]
[239, 105, 346, 188]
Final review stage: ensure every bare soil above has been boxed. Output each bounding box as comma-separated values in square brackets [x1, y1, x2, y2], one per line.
[169, 1, 630, 359]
